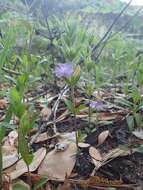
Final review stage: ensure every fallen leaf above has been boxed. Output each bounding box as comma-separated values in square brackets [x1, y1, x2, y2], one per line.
[8, 131, 18, 146]
[9, 148, 46, 180]
[2, 132, 18, 156]
[38, 143, 77, 180]
[76, 112, 124, 121]
[89, 147, 102, 161]
[40, 106, 51, 120]
[3, 154, 19, 169]
[98, 130, 110, 145]
[89, 147, 102, 169]
[92, 147, 130, 170]
[78, 142, 90, 148]
[0, 99, 8, 109]
[35, 132, 50, 143]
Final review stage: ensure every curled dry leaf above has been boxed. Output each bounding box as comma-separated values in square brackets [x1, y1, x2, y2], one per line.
[89, 147, 102, 161]
[8, 131, 18, 146]
[9, 148, 46, 180]
[40, 106, 51, 120]
[98, 130, 110, 145]
[0, 99, 8, 109]
[89, 147, 102, 169]
[38, 143, 77, 180]
[2, 131, 18, 156]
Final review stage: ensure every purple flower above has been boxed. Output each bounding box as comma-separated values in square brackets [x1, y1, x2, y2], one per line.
[54, 62, 74, 78]
[90, 101, 104, 110]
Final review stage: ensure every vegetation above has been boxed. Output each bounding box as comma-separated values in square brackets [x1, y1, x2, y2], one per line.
[0, 0, 143, 189]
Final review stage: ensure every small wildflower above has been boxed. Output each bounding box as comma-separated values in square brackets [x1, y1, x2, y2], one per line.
[90, 101, 104, 110]
[54, 62, 74, 78]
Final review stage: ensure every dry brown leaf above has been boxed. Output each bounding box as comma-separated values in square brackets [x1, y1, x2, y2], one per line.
[89, 147, 102, 169]
[9, 147, 46, 180]
[92, 147, 130, 171]
[89, 147, 102, 161]
[2, 131, 18, 156]
[3, 154, 19, 169]
[8, 131, 18, 146]
[2, 145, 17, 156]
[0, 99, 8, 109]
[38, 143, 77, 180]
[93, 90, 112, 101]
[76, 112, 123, 121]
[98, 130, 110, 145]
[78, 142, 90, 148]
[40, 106, 51, 120]
[35, 132, 50, 143]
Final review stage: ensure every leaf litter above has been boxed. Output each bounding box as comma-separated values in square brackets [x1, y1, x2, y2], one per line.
[1, 83, 143, 189]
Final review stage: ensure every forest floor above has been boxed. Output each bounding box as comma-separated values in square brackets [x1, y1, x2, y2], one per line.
[1, 81, 143, 190]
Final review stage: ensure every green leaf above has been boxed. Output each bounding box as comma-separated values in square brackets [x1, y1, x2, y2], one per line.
[86, 84, 94, 96]
[126, 116, 134, 131]
[33, 178, 48, 190]
[10, 88, 26, 118]
[12, 183, 29, 190]
[19, 111, 31, 135]
[4, 105, 13, 122]
[10, 88, 22, 103]
[18, 135, 33, 166]
[119, 145, 131, 152]
[133, 147, 143, 153]
[77, 130, 87, 141]
[0, 125, 5, 142]
[5, 75, 17, 84]
[75, 104, 85, 115]
[65, 99, 74, 114]
[134, 113, 142, 128]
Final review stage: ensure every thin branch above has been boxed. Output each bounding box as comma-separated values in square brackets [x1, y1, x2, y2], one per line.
[91, 0, 132, 56]
[92, 5, 142, 62]
[30, 85, 68, 144]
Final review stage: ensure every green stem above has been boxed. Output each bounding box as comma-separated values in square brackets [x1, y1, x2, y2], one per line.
[27, 164, 32, 190]
[88, 98, 92, 129]
[71, 87, 78, 148]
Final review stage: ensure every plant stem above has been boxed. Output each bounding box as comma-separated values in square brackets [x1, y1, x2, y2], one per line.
[71, 87, 78, 148]
[46, 18, 57, 86]
[88, 97, 92, 129]
[27, 164, 32, 190]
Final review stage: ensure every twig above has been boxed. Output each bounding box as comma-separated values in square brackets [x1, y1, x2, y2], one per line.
[30, 85, 68, 144]
[53, 86, 69, 133]
[91, 0, 132, 57]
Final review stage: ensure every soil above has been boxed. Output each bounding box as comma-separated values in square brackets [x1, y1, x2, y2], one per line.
[26, 83, 143, 189]
[1, 82, 143, 190]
